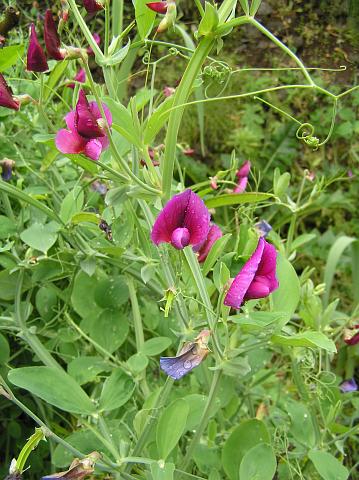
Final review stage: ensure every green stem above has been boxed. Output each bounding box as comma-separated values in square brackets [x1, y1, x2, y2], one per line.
[162, 35, 215, 200]
[113, 0, 123, 38]
[67, 0, 104, 61]
[180, 369, 223, 474]
[249, 18, 315, 86]
[15, 428, 46, 473]
[104, 0, 110, 56]
[125, 377, 174, 472]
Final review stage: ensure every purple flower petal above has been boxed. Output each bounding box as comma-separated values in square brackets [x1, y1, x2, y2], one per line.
[87, 33, 101, 55]
[236, 160, 251, 178]
[233, 176, 248, 193]
[44, 10, 65, 61]
[340, 378, 358, 393]
[194, 224, 223, 263]
[151, 190, 210, 249]
[75, 90, 105, 138]
[55, 128, 86, 154]
[224, 238, 278, 308]
[0, 73, 19, 110]
[344, 325, 359, 346]
[67, 68, 86, 89]
[83, 0, 104, 13]
[27, 24, 49, 72]
[255, 220, 272, 238]
[171, 227, 190, 249]
[89, 100, 112, 128]
[84, 138, 103, 160]
[224, 238, 265, 309]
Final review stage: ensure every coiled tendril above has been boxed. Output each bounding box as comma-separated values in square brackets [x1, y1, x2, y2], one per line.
[202, 60, 232, 98]
[296, 123, 320, 150]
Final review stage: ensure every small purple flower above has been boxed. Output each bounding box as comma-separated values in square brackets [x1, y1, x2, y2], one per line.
[194, 223, 222, 263]
[0, 74, 20, 110]
[151, 190, 210, 250]
[163, 86, 175, 97]
[343, 325, 359, 346]
[0, 159, 15, 181]
[83, 0, 104, 13]
[42, 451, 101, 480]
[160, 330, 210, 380]
[92, 180, 107, 195]
[224, 237, 279, 309]
[44, 10, 65, 61]
[27, 23, 49, 72]
[254, 220, 272, 238]
[55, 90, 112, 161]
[339, 378, 358, 393]
[233, 160, 250, 194]
[67, 68, 86, 89]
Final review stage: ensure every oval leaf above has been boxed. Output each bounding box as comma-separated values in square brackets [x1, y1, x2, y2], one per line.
[156, 398, 189, 460]
[8, 367, 96, 414]
[308, 450, 349, 480]
[239, 443, 276, 480]
[99, 368, 135, 412]
[141, 337, 172, 356]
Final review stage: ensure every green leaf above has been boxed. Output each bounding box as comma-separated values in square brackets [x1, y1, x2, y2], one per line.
[291, 233, 316, 251]
[249, 0, 263, 16]
[0, 333, 10, 364]
[0, 215, 17, 239]
[141, 337, 172, 356]
[8, 367, 96, 414]
[183, 394, 208, 430]
[0, 44, 24, 71]
[202, 233, 231, 276]
[271, 331, 337, 353]
[232, 311, 288, 332]
[198, 2, 219, 37]
[308, 450, 349, 480]
[239, 443, 276, 480]
[102, 40, 131, 66]
[156, 398, 189, 460]
[205, 192, 272, 208]
[104, 97, 142, 147]
[286, 399, 315, 447]
[99, 368, 135, 412]
[134, 0, 156, 39]
[67, 356, 109, 385]
[35, 286, 57, 321]
[238, 0, 250, 15]
[150, 461, 175, 480]
[144, 95, 175, 144]
[71, 212, 99, 225]
[222, 419, 270, 480]
[59, 186, 84, 224]
[272, 253, 300, 318]
[65, 154, 98, 174]
[71, 271, 102, 319]
[44, 60, 68, 102]
[127, 352, 149, 373]
[86, 309, 129, 354]
[323, 236, 356, 307]
[112, 206, 134, 248]
[94, 277, 129, 309]
[20, 222, 59, 253]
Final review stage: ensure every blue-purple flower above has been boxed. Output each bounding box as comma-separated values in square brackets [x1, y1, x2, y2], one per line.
[255, 220, 272, 238]
[151, 190, 210, 250]
[160, 330, 210, 380]
[339, 378, 358, 393]
[224, 237, 279, 309]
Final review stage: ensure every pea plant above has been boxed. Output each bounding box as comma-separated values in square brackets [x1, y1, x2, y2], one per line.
[0, 1, 358, 479]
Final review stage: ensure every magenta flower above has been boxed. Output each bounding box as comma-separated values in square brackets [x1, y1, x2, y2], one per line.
[44, 10, 65, 60]
[55, 90, 112, 161]
[224, 237, 279, 309]
[86, 33, 101, 55]
[151, 190, 210, 250]
[343, 325, 359, 346]
[27, 24, 49, 72]
[67, 68, 86, 89]
[0, 74, 20, 110]
[194, 224, 222, 263]
[83, 0, 104, 13]
[147, 1, 168, 14]
[233, 160, 251, 194]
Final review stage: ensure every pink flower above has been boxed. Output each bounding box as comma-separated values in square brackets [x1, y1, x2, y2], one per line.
[343, 325, 359, 346]
[55, 90, 112, 161]
[44, 10, 65, 60]
[83, 0, 104, 13]
[151, 190, 210, 250]
[0, 74, 20, 110]
[147, 1, 168, 14]
[194, 224, 222, 263]
[27, 23, 48, 72]
[86, 33, 101, 55]
[183, 148, 195, 157]
[67, 68, 86, 89]
[224, 238, 279, 309]
[163, 86, 175, 97]
[209, 176, 218, 190]
[233, 160, 251, 194]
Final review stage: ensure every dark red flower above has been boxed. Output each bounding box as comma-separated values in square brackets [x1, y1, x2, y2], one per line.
[83, 0, 104, 13]
[147, 2, 168, 14]
[44, 10, 65, 60]
[0, 74, 20, 110]
[27, 23, 48, 72]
